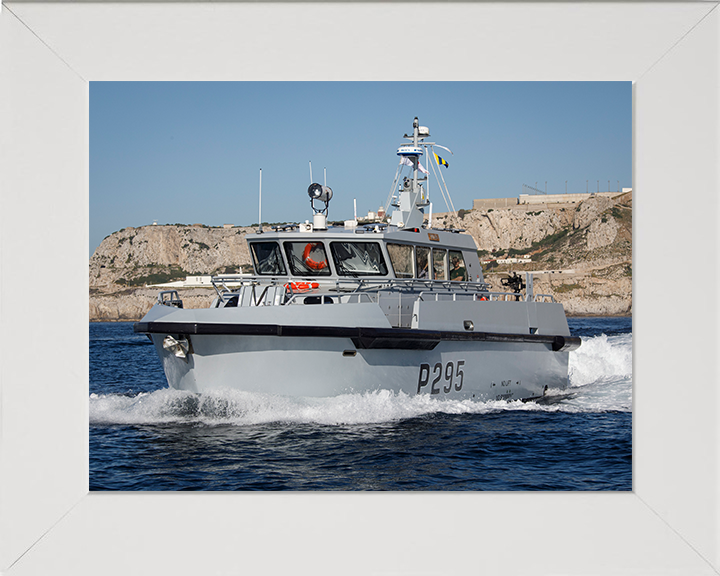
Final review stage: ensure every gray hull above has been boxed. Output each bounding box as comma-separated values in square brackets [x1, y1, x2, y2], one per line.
[137, 289, 578, 401]
[148, 326, 570, 401]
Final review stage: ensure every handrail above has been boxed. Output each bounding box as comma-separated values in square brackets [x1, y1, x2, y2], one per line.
[415, 291, 555, 303]
[211, 274, 490, 293]
[416, 290, 508, 302]
[330, 277, 491, 294]
[285, 291, 376, 306]
[533, 294, 556, 303]
[157, 290, 183, 307]
[208, 274, 553, 304]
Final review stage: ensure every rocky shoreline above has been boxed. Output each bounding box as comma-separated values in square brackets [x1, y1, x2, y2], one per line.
[90, 194, 632, 321]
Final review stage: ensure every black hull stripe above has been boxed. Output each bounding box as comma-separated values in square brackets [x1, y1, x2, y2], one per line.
[134, 321, 581, 352]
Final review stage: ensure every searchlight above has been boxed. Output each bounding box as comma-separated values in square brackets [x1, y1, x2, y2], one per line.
[308, 183, 333, 230]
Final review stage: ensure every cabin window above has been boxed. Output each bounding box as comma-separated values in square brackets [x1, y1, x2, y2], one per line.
[386, 243, 414, 278]
[330, 242, 388, 276]
[432, 249, 447, 280]
[250, 242, 287, 275]
[449, 250, 468, 281]
[283, 242, 332, 276]
[416, 246, 430, 279]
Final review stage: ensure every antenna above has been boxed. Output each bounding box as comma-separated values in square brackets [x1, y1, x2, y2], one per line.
[354, 198, 357, 220]
[425, 152, 430, 202]
[258, 168, 263, 233]
[308, 161, 313, 184]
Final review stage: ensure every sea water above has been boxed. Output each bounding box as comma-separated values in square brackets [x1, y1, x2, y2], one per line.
[89, 317, 632, 490]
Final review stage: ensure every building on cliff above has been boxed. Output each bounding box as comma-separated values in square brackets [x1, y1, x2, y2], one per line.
[149, 274, 249, 288]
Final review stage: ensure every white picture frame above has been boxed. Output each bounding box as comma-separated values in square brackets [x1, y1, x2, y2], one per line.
[1, 2, 718, 574]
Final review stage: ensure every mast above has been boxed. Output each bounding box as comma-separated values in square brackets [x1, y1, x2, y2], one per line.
[390, 117, 430, 229]
[412, 117, 419, 202]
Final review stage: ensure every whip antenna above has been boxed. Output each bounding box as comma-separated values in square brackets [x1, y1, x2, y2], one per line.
[258, 168, 263, 233]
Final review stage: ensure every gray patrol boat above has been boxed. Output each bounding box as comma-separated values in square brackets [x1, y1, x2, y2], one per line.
[135, 118, 580, 401]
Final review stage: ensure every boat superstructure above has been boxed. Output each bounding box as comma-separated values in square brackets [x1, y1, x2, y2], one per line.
[134, 118, 580, 401]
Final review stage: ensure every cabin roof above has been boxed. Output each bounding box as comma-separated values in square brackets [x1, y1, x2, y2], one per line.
[246, 225, 477, 251]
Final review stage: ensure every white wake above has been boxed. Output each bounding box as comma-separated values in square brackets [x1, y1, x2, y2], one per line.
[90, 332, 632, 426]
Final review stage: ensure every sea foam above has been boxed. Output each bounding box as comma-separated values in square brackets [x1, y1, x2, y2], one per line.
[89, 332, 632, 426]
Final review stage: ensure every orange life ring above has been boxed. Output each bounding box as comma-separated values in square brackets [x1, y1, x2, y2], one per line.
[284, 282, 319, 293]
[302, 243, 327, 271]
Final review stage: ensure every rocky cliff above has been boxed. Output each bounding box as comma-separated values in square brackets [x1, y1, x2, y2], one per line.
[89, 193, 631, 320]
[435, 191, 633, 316]
[90, 224, 255, 291]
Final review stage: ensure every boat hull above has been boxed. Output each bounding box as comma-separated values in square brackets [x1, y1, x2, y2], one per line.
[148, 331, 570, 401]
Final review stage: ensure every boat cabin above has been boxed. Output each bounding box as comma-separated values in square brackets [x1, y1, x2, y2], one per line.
[246, 226, 484, 284]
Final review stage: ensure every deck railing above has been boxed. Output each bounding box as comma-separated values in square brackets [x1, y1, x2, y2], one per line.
[157, 290, 184, 308]
[211, 274, 491, 294]
[207, 274, 554, 309]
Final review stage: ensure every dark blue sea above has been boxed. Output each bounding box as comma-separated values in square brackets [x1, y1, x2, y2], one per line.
[90, 317, 632, 491]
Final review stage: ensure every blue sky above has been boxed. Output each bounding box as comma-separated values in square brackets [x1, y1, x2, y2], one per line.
[90, 81, 631, 257]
